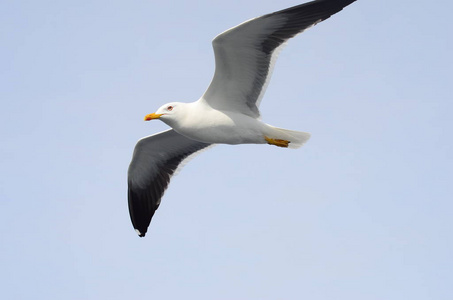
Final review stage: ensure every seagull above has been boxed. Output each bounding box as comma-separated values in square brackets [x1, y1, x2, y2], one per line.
[128, 0, 357, 237]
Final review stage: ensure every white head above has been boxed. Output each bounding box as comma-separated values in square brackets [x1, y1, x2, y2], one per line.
[144, 102, 187, 127]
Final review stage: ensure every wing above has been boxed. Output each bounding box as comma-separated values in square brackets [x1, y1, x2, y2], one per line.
[128, 129, 211, 237]
[201, 0, 357, 118]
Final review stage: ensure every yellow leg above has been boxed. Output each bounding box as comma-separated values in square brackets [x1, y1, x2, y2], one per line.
[264, 136, 290, 148]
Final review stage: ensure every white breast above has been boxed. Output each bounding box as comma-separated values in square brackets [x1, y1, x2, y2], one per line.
[172, 105, 266, 145]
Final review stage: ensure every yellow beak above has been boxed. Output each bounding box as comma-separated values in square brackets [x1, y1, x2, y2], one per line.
[144, 113, 163, 121]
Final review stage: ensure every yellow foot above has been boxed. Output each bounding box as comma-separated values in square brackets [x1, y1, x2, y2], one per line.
[264, 136, 290, 148]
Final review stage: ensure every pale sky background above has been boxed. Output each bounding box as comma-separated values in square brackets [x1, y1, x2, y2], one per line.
[1, 0, 452, 299]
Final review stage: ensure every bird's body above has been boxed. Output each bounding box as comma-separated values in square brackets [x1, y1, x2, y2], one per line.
[158, 102, 264, 145]
[154, 101, 309, 146]
[173, 107, 266, 145]
[128, 0, 358, 237]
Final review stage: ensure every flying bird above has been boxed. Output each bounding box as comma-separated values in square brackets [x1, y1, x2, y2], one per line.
[128, 0, 357, 237]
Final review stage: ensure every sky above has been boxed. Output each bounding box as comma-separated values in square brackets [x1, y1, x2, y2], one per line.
[1, 0, 452, 299]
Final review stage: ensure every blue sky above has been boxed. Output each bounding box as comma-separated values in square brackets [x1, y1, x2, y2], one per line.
[1, 0, 452, 299]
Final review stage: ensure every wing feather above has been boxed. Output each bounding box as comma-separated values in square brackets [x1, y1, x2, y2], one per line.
[201, 0, 357, 117]
[127, 129, 211, 237]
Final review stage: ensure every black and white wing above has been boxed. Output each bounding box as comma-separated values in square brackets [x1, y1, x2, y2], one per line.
[128, 129, 211, 237]
[201, 0, 357, 118]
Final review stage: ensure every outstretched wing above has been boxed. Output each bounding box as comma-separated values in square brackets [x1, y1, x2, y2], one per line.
[201, 0, 357, 118]
[128, 129, 211, 237]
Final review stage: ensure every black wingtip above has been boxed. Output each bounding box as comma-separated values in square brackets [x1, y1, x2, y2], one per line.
[135, 228, 147, 237]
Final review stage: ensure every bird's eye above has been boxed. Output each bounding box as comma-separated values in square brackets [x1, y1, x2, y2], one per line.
[167, 106, 173, 111]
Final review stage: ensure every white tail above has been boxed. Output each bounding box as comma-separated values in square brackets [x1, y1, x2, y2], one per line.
[266, 125, 311, 149]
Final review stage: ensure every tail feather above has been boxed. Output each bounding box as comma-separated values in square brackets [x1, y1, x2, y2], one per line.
[266, 126, 311, 149]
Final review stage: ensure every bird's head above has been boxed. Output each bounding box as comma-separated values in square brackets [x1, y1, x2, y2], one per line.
[144, 102, 185, 126]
